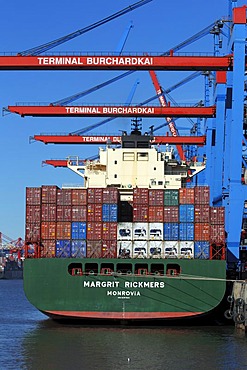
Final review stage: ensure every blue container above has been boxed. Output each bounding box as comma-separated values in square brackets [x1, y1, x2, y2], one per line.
[71, 222, 87, 239]
[179, 223, 194, 240]
[71, 240, 87, 258]
[194, 241, 210, 259]
[179, 205, 194, 222]
[56, 240, 71, 258]
[163, 223, 179, 240]
[102, 203, 118, 222]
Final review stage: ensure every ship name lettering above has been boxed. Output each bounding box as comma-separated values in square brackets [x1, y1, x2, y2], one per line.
[65, 107, 101, 114]
[83, 281, 120, 288]
[86, 57, 153, 66]
[124, 281, 165, 288]
[37, 57, 83, 65]
[107, 290, 141, 297]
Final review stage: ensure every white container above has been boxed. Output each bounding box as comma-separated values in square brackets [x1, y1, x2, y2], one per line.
[164, 241, 179, 258]
[133, 240, 148, 258]
[148, 223, 163, 240]
[179, 241, 194, 258]
[117, 222, 133, 240]
[133, 222, 148, 240]
[117, 240, 133, 258]
[148, 240, 163, 258]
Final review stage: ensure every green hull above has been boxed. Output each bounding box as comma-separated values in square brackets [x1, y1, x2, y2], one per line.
[23, 258, 226, 322]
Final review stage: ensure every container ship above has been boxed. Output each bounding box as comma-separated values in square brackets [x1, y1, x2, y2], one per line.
[23, 123, 227, 323]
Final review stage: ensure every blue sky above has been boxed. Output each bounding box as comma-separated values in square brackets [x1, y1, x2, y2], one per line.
[0, 0, 246, 240]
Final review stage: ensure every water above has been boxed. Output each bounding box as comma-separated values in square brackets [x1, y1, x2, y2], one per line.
[0, 280, 247, 370]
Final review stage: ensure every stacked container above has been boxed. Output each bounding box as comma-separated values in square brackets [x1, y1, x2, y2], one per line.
[194, 186, 210, 259]
[210, 206, 225, 259]
[41, 185, 58, 257]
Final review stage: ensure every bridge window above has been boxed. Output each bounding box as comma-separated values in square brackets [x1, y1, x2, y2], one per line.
[123, 152, 135, 161]
[137, 152, 148, 161]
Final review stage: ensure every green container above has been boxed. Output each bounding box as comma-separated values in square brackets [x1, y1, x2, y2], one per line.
[164, 190, 179, 206]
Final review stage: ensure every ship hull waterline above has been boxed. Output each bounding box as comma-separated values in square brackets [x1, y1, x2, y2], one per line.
[23, 258, 227, 323]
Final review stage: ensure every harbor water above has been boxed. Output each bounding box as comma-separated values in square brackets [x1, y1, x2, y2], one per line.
[0, 280, 247, 370]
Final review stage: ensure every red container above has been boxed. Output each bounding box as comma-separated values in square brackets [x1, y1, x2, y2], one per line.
[133, 205, 149, 222]
[87, 222, 102, 240]
[71, 189, 87, 205]
[179, 188, 195, 204]
[133, 188, 149, 205]
[25, 222, 41, 242]
[26, 205, 41, 223]
[148, 206, 164, 222]
[194, 205, 210, 223]
[41, 204, 57, 221]
[210, 207, 225, 224]
[41, 222, 56, 240]
[72, 206, 87, 221]
[210, 224, 225, 243]
[57, 205, 72, 221]
[194, 186, 210, 204]
[86, 240, 102, 258]
[57, 189, 72, 205]
[102, 222, 118, 240]
[87, 188, 103, 204]
[87, 204, 102, 222]
[210, 243, 226, 260]
[26, 187, 41, 205]
[41, 185, 58, 204]
[102, 188, 119, 203]
[56, 222, 71, 239]
[163, 206, 179, 222]
[102, 240, 117, 258]
[148, 190, 164, 206]
[41, 239, 56, 258]
[194, 223, 210, 241]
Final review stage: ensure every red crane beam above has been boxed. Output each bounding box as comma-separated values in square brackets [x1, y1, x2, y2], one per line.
[7, 105, 216, 118]
[34, 134, 206, 145]
[0, 55, 232, 71]
[44, 159, 68, 167]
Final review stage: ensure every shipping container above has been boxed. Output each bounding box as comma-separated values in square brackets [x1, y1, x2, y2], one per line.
[148, 240, 163, 258]
[210, 207, 225, 224]
[133, 222, 148, 240]
[26, 205, 41, 223]
[194, 223, 210, 241]
[87, 188, 103, 204]
[164, 241, 179, 258]
[56, 240, 71, 258]
[41, 204, 57, 222]
[148, 206, 164, 222]
[56, 205, 71, 222]
[194, 186, 210, 204]
[179, 241, 194, 258]
[133, 188, 149, 204]
[86, 240, 102, 258]
[71, 188, 87, 205]
[117, 222, 133, 240]
[41, 239, 56, 258]
[25, 223, 41, 242]
[117, 240, 133, 258]
[87, 222, 102, 240]
[133, 240, 148, 258]
[164, 189, 179, 206]
[57, 188, 72, 205]
[194, 205, 210, 223]
[71, 222, 87, 240]
[179, 223, 194, 241]
[71, 205, 87, 221]
[26, 187, 41, 205]
[210, 224, 225, 243]
[163, 206, 179, 223]
[102, 203, 118, 222]
[71, 240, 86, 258]
[41, 185, 58, 204]
[148, 190, 164, 206]
[179, 188, 195, 204]
[179, 204, 194, 222]
[102, 222, 118, 240]
[87, 204, 102, 222]
[41, 222, 56, 240]
[194, 241, 210, 259]
[102, 241, 117, 258]
[148, 223, 163, 240]
[133, 205, 149, 222]
[210, 243, 226, 260]
[163, 223, 179, 240]
[102, 188, 119, 203]
[56, 222, 71, 239]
